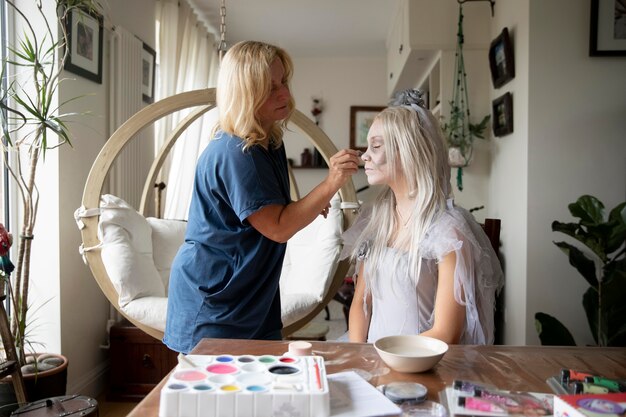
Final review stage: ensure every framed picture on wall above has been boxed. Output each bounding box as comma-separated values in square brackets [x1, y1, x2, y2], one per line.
[349, 106, 385, 152]
[142, 43, 156, 103]
[492, 92, 513, 137]
[64, 8, 103, 84]
[488, 27, 515, 88]
[589, 0, 626, 56]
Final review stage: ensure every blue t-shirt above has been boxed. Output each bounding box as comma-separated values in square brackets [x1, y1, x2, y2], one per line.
[163, 132, 291, 353]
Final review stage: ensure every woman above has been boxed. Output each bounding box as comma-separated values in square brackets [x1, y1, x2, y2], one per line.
[347, 89, 503, 345]
[164, 41, 360, 353]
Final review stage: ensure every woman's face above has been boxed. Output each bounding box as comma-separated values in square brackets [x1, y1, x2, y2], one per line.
[362, 118, 392, 185]
[258, 58, 291, 129]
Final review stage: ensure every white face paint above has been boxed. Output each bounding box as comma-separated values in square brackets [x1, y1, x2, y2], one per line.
[361, 118, 391, 185]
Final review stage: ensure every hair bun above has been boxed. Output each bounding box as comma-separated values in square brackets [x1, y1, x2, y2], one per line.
[389, 89, 426, 109]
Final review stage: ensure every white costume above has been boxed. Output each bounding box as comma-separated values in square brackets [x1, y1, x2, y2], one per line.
[343, 203, 504, 345]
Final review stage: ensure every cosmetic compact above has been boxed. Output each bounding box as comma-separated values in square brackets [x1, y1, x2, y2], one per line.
[379, 382, 428, 404]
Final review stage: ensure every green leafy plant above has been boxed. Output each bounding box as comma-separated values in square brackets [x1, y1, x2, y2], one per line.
[535, 195, 626, 346]
[1, 0, 101, 367]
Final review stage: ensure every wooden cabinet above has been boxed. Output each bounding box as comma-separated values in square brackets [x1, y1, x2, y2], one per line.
[108, 321, 178, 401]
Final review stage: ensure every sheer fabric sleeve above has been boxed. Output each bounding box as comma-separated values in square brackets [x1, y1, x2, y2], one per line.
[421, 208, 504, 344]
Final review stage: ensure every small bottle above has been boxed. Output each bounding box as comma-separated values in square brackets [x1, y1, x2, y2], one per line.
[301, 148, 312, 167]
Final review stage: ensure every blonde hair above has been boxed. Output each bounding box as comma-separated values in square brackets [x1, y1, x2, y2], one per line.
[215, 41, 295, 150]
[352, 106, 451, 289]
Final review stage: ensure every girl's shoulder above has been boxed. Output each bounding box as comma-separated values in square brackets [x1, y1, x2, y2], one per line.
[421, 206, 482, 259]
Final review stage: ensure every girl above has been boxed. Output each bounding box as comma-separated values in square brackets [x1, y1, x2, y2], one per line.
[347, 89, 503, 345]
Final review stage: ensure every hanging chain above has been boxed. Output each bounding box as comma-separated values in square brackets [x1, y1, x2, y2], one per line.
[457, 0, 495, 16]
[451, 4, 472, 191]
[218, 0, 227, 61]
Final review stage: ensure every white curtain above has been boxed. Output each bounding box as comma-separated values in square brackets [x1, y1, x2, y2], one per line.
[155, 0, 219, 220]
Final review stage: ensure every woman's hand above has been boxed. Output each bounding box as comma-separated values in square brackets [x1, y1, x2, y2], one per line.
[325, 149, 361, 191]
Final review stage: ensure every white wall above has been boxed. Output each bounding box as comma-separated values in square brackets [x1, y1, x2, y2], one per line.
[489, 0, 626, 346]
[489, 0, 530, 346]
[525, 0, 626, 345]
[45, 0, 157, 397]
[284, 56, 389, 201]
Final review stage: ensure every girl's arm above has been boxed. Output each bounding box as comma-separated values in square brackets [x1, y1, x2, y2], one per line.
[420, 251, 466, 344]
[348, 263, 371, 343]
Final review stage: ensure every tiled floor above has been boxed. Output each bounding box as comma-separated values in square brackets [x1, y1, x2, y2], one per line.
[98, 300, 349, 416]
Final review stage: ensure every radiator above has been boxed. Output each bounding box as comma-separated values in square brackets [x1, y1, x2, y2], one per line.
[108, 26, 153, 211]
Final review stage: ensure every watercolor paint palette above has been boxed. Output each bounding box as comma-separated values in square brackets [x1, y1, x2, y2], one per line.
[159, 354, 329, 417]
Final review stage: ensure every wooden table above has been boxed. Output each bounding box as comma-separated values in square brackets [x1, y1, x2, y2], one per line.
[127, 339, 626, 417]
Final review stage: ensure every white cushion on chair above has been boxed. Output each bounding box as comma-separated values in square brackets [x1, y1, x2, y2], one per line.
[121, 296, 168, 332]
[98, 195, 165, 307]
[279, 195, 343, 326]
[146, 217, 186, 291]
[96, 193, 343, 331]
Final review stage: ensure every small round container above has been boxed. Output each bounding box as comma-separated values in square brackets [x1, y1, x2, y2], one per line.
[288, 341, 313, 356]
[381, 382, 428, 404]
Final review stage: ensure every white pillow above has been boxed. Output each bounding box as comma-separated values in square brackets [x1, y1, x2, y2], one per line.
[146, 217, 187, 291]
[121, 296, 168, 332]
[280, 195, 343, 325]
[98, 195, 165, 307]
[281, 293, 321, 327]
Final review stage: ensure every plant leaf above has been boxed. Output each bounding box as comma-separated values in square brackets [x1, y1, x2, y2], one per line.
[606, 202, 626, 254]
[601, 266, 626, 347]
[554, 241, 598, 287]
[552, 221, 579, 237]
[552, 220, 607, 262]
[534, 312, 576, 346]
[582, 286, 600, 345]
[569, 195, 604, 225]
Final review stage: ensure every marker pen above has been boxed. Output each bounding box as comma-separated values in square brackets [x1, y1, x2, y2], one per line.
[584, 376, 626, 392]
[561, 369, 593, 384]
[458, 396, 506, 413]
[572, 381, 610, 394]
[453, 380, 490, 393]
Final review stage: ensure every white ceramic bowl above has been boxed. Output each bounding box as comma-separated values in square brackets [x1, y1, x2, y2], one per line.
[374, 335, 448, 373]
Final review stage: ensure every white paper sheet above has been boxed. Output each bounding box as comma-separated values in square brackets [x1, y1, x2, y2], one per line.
[329, 371, 402, 417]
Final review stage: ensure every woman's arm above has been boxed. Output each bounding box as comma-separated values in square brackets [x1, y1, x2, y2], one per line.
[419, 251, 466, 344]
[248, 149, 360, 243]
[348, 263, 371, 343]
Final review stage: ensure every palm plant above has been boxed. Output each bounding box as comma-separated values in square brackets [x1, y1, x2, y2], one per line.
[1, 0, 101, 366]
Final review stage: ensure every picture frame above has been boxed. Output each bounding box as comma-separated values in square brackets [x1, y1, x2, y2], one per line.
[488, 27, 515, 89]
[64, 8, 103, 84]
[492, 92, 513, 137]
[142, 43, 157, 103]
[349, 106, 385, 152]
[589, 0, 626, 56]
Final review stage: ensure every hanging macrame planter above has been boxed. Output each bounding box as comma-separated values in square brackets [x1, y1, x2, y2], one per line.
[442, 3, 490, 191]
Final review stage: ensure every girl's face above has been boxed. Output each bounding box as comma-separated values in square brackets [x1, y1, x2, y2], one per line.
[362, 118, 392, 185]
[257, 58, 291, 130]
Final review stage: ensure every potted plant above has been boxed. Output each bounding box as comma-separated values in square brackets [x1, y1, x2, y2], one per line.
[1, 0, 101, 405]
[535, 195, 626, 346]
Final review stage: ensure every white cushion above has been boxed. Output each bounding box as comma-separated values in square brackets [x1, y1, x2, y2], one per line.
[280, 293, 321, 326]
[146, 217, 187, 292]
[121, 296, 168, 332]
[98, 195, 165, 307]
[279, 194, 343, 326]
